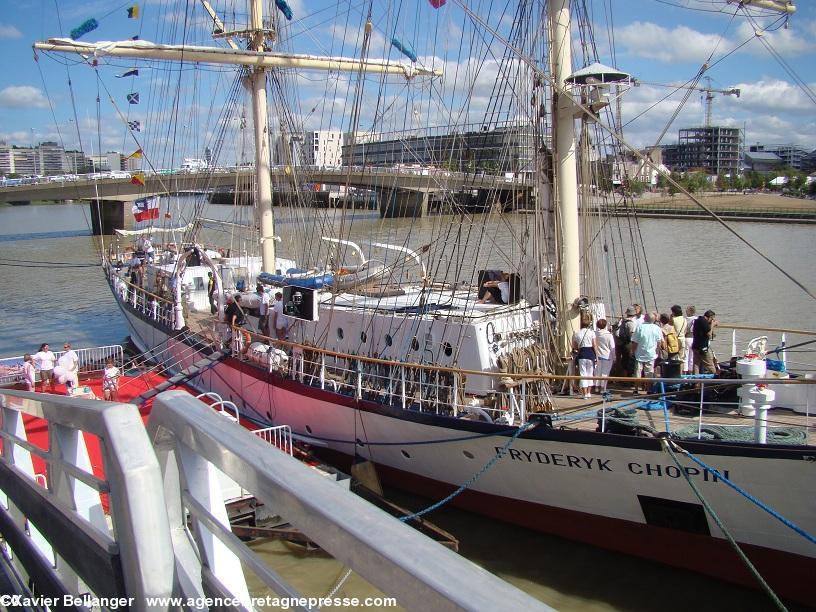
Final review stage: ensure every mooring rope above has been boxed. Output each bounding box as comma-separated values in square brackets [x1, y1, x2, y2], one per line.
[663, 437, 788, 612]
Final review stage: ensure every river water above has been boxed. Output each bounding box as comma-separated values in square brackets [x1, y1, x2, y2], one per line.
[1, 201, 814, 611]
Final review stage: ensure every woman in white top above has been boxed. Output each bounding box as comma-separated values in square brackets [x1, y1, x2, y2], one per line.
[571, 321, 598, 400]
[684, 305, 698, 374]
[102, 359, 120, 401]
[593, 319, 616, 394]
[33, 343, 56, 392]
[22, 354, 36, 392]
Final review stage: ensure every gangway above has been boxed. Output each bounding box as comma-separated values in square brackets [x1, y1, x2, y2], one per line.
[0, 388, 553, 611]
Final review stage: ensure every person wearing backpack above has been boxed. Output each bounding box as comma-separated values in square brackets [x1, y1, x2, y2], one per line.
[660, 313, 680, 362]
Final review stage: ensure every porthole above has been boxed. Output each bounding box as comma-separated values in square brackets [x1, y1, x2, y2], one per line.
[463, 450, 475, 459]
[401, 450, 411, 459]
[305, 425, 313, 434]
[337, 327, 344, 340]
[360, 331, 367, 343]
[385, 334, 393, 346]
[443, 342, 453, 357]
[410, 337, 420, 351]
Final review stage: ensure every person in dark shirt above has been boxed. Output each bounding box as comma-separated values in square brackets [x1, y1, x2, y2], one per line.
[224, 294, 244, 326]
[207, 272, 217, 314]
[224, 295, 250, 358]
[692, 310, 717, 374]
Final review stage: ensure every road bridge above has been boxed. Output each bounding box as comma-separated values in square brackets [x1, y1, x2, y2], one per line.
[0, 167, 533, 230]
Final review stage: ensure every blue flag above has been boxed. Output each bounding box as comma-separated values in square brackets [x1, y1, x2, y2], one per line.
[117, 69, 139, 78]
[126, 93, 140, 105]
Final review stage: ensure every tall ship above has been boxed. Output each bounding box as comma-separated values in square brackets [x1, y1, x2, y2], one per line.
[33, 0, 814, 604]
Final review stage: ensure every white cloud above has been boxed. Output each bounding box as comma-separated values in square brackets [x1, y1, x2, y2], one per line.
[0, 24, 22, 39]
[615, 22, 725, 64]
[616, 19, 816, 64]
[734, 78, 815, 114]
[0, 86, 49, 109]
[734, 20, 816, 56]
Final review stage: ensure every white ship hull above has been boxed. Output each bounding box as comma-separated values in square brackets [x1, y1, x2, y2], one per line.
[118, 299, 816, 605]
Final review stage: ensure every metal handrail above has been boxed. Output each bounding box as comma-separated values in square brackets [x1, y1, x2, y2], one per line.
[148, 390, 551, 611]
[0, 389, 174, 608]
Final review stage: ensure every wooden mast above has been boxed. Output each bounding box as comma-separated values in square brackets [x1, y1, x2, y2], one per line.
[548, 0, 581, 356]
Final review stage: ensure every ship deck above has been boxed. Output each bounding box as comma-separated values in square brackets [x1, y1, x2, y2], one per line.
[547, 388, 815, 446]
[179, 308, 816, 448]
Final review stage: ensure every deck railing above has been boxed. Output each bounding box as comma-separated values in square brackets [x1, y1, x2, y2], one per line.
[105, 261, 176, 329]
[223, 325, 815, 444]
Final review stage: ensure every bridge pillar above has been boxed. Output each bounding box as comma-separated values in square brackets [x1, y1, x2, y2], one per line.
[89, 200, 131, 235]
[379, 189, 428, 218]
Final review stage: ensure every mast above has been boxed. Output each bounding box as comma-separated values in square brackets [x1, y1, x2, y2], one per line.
[249, 0, 275, 272]
[548, 0, 581, 354]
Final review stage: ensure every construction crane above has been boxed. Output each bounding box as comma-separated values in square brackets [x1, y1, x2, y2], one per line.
[634, 77, 741, 127]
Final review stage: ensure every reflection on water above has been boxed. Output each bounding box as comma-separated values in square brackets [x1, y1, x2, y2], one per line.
[1, 202, 813, 609]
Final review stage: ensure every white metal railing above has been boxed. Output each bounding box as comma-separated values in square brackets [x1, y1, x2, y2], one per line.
[147, 391, 549, 611]
[0, 389, 174, 608]
[106, 262, 175, 328]
[253, 425, 294, 455]
[0, 344, 124, 386]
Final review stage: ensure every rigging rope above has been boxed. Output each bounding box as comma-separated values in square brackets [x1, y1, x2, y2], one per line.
[662, 438, 789, 611]
[398, 420, 536, 521]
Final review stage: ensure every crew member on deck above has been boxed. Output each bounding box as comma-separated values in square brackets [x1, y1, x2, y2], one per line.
[477, 272, 511, 305]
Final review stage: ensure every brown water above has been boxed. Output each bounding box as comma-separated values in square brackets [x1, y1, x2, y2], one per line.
[1, 201, 814, 610]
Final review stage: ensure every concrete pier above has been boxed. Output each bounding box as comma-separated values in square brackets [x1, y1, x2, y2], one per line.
[89, 200, 130, 235]
[379, 189, 429, 218]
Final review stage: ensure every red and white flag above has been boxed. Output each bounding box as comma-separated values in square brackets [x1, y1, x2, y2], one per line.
[132, 196, 159, 221]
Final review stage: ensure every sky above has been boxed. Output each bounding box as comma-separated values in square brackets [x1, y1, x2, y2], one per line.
[0, 0, 814, 164]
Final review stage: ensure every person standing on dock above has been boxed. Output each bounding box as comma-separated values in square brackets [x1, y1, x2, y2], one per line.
[34, 343, 56, 392]
[58, 343, 80, 394]
[22, 354, 35, 392]
[102, 358, 120, 401]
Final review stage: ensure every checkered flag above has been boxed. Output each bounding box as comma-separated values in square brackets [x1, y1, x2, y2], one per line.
[128, 120, 141, 132]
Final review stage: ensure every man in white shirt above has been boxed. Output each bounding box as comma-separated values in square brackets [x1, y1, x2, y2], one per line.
[271, 291, 287, 340]
[33, 343, 56, 392]
[256, 284, 270, 337]
[58, 342, 80, 394]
